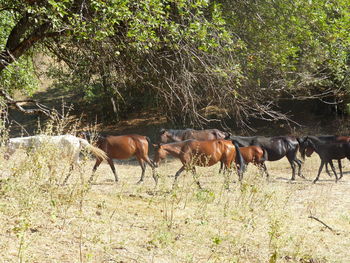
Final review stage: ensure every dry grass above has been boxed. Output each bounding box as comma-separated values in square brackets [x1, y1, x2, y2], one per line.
[0, 147, 350, 263]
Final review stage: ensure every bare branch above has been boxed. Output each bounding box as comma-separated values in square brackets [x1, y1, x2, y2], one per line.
[0, 90, 59, 119]
[308, 215, 340, 235]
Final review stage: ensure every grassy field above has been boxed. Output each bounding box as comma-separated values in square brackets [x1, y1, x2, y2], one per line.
[0, 147, 350, 263]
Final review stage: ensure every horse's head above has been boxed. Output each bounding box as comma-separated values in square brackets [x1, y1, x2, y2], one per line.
[305, 146, 314, 157]
[152, 143, 167, 167]
[298, 137, 314, 160]
[159, 128, 171, 143]
[223, 131, 232, 140]
[76, 131, 88, 140]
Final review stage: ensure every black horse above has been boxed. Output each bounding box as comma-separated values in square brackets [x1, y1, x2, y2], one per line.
[230, 136, 303, 180]
[298, 136, 350, 183]
[298, 135, 350, 178]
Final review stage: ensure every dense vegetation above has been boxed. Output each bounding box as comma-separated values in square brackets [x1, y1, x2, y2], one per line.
[1, 0, 350, 127]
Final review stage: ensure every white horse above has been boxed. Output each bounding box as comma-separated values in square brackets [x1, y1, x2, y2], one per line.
[5, 134, 107, 184]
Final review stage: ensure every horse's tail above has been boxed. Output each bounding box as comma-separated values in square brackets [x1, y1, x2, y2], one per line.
[78, 138, 108, 160]
[232, 140, 246, 175]
[296, 137, 306, 160]
[261, 147, 268, 162]
[145, 136, 152, 146]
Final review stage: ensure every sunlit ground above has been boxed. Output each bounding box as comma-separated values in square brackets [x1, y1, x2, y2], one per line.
[0, 151, 349, 262]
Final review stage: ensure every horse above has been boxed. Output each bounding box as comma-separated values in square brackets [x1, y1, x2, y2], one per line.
[87, 134, 157, 184]
[5, 134, 108, 184]
[153, 139, 245, 187]
[298, 136, 350, 183]
[159, 128, 230, 172]
[297, 135, 350, 178]
[229, 135, 303, 180]
[159, 128, 229, 143]
[233, 143, 267, 179]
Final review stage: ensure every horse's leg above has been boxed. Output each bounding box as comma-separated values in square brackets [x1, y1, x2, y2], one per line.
[338, 160, 343, 180]
[191, 167, 202, 189]
[107, 158, 118, 183]
[62, 163, 75, 185]
[222, 165, 231, 189]
[262, 163, 270, 179]
[256, 162, 265, 177]
[136, 159, 146, 184]
[329, 160, 338, 182]
[236, 163, 244, 181]
[89, 158, 103, 183]
[287, 155, 296, 180]
[142, 156, 158, 185]
[325, 162, 332, 177]
[173, 166, 185, 188]
[143, 155, 155, 168]
[313, 160, 325, 184]
[219, 161, 224, 174]
[295, 158, 304, 179]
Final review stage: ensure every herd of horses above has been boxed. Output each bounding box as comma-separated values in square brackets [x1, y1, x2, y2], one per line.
[4, 128, 350, 187]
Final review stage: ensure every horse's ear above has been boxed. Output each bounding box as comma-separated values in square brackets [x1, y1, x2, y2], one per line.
[160, 128, 166, 135]
[224, 131, 232, 139]
[153, 143, 162, 149]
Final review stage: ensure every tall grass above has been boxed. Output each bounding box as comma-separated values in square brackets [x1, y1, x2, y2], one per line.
[0, 120, 349, 262]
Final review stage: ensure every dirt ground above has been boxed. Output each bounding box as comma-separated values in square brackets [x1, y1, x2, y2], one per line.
[0, 151, 349, 263]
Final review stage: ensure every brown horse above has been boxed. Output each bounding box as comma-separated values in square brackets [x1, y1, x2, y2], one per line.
[159, 128, 230, 172]
[159, 128, 229, 143]
[236, 145, 267, 179]
[153, 139, 245, 187]
[219, 141, 267, 180]
[88, 134, 156, 184]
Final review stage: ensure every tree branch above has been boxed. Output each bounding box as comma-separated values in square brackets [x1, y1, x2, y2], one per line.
[308, 215, 340, 235]
[0, 90, 59, 119]
[0, 21, 52, 71]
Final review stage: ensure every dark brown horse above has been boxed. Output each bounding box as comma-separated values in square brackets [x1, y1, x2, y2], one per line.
[159, 128, 229, 143]
[87, 134, 156, 184]
[153, 139, 245, 187]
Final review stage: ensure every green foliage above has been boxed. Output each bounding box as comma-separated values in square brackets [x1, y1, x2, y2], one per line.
[1, 0, 350, 124]
[0, 56, 39, 96]
[0, 9, 39, 95]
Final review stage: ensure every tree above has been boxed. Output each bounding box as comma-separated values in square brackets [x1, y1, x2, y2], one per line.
[1, 0, 350, 128]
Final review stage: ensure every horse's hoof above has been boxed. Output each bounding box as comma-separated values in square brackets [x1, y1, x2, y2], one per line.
[312, 180, 317, 184]
[136, 180, 143, 185]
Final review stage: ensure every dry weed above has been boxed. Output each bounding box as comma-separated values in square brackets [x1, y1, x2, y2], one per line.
[0, 138, 349, 262]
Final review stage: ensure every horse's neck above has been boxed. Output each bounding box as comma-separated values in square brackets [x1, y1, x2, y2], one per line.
[308, 137, 320, 152]
[163, 143, 183, 157]
[169, 135, 182, 142]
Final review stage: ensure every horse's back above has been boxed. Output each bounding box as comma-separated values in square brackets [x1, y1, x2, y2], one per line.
[182, 139, 232, 166]
[101, 134, 149, 159]
[184, 129, 226, 141]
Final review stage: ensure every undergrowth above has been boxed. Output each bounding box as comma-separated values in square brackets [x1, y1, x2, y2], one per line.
[0, 116, 349, 262]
